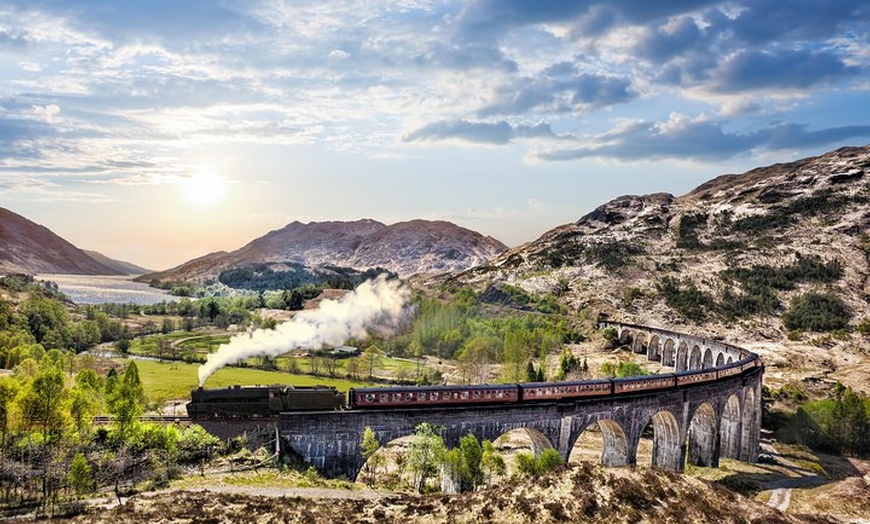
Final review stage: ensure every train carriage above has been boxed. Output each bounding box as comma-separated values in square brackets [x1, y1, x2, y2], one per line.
[675, 369, 718, 387]
[612, 374, 676, 395]
[349, 384, 519, 409]
[520, 379, 612, 401]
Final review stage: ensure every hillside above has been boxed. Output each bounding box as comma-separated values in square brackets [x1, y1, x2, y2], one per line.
[82, 250, 150, 275]
[445, 146, 869, 389]
[22, 463, 838, 524]
[0, 207, 121, 276]
[143, 219, 508, 282]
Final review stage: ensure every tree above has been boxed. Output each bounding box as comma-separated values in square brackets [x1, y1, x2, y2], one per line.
[0, 377, 20, 448]
[67, 453, 93, 499]
[407, 422, 446, 493]
[19, 365, 68, 436]
[457, 433, 483, 491]
[360, 426, 383, 486]
[480, 439, 505, 486]
[108, 361, 147, 442]
[362, 344, 383, 381]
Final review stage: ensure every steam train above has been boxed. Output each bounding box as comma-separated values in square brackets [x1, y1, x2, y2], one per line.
[186, 354, 762, 420]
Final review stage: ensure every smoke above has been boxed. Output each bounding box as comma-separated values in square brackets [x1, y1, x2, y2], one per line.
[197, 274, 411, 387]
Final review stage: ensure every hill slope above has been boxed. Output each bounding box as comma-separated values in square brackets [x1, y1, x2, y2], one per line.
[145, 219, 508, 281]
[83, 250, 149, 275]
[0, 207, 121, 276]
[447, 146, 869, 377]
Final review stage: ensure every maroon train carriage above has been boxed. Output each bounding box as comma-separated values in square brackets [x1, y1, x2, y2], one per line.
[349, 384, 519, 409]
[520, 379, 613, 401]
[716, 361, 744, 379]
[612, 374, 677, 395]
[675, 368, 718, 387]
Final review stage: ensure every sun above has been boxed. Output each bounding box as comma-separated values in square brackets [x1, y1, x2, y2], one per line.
[181, 167, 229, 207]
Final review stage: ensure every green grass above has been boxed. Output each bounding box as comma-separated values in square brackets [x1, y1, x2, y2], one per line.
[128, 359, 373, 402]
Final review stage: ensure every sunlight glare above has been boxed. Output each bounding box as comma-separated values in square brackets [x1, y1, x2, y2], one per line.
[181, 167, 229, 207]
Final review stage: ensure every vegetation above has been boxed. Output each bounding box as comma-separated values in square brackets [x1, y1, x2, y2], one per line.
[656, 277, 716, 321]
[776, 383, 869, 458]
[218, 262, 394, 295]
[731, 189, 853, 235]
[0, 357, 226, 516]
[782, 292, 851, 332]
[599, 361, 650, 378]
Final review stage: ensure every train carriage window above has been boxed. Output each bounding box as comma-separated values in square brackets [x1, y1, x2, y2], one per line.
[497, 390, 504, 398]
[379, 394, 388, 402]
[405, 393, 414, 401]
[461, 391, 469, 400]
[393, 393, 402, 402]
[472, 391, 480, 399]
[365, 394, 374, 402]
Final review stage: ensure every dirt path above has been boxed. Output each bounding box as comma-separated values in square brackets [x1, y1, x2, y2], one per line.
[759, 442, 823, 513]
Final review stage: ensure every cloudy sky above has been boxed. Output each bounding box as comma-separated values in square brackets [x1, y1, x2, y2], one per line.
[1, 0, 868, 270]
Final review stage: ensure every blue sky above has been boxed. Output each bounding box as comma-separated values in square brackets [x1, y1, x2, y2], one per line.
[0, 0, 868, 269]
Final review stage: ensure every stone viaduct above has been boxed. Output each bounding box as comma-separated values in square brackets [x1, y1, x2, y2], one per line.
[199, 321, 763, 480]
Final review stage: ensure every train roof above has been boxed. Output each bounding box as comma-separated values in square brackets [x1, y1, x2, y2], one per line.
[351, 383, 517, 394]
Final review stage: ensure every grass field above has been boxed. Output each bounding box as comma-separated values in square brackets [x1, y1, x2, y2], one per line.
[128, 359, 373, 403]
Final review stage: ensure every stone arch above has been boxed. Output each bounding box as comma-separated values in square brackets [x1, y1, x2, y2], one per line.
[702, 348, 713, 368]
[633, 332, 649, 354]
[689, 345, 702, 370]
[356, 431, 416, 484]
[662, 339, 676, 367]
[648, 335, 662, 362]
[741, 386, 759, 461]
[570, 420, 629, 467]
[720, 394, 742, 460]
[618, 329, 633, 346]
[726, 356, 733, 365]
[676, 341, 689, 372]
[687, 402, 718, 467]
[715, 353, 725, 367]
[641, 410, 683, 470]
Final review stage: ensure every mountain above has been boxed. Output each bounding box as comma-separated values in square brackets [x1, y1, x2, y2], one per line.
[0, 207, 122, 276]
[448, 146, 869, 343]
[83, 250, 150, 275]
[144, 219, 508, 282]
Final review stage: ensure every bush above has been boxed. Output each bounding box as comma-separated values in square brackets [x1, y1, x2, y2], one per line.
[782, 292, 851, 332]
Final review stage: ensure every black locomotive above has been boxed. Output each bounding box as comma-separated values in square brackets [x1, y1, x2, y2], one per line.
[187, 384, 345, 419]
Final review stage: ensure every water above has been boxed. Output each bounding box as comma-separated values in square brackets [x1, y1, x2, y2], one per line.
[37, 274, 176, 305]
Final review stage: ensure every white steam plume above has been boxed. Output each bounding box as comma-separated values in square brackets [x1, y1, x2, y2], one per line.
[197, 274, 411, 387]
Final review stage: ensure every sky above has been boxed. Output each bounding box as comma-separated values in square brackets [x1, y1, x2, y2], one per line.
[0, 0, 868, 270]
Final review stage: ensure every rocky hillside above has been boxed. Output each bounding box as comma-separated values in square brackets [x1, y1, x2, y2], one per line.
[449, 146, 869, 347]
[23, 463, 837, 524]
[0, 207, 121, 276]
[145, 219, 508, 281]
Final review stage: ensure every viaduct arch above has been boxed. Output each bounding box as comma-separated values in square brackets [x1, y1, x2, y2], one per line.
[201, 321, 763, 480]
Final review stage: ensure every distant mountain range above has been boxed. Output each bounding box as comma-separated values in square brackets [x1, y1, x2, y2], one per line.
[142, 219, 509, 282]
[0, 207, 144, 276]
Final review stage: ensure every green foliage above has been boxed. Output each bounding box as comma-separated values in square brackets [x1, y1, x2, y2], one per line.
[480, 439, 505, 486]
[515, 448, 564, 476]
[408, 422, 446, 493]
[176, 424, 222, 464]
[676, 212, 707, 249]
[599, 361, 650, 378]
[777, 384, 869, 457]
[782, 292, 851, 332]
[656, 277, 715, 321]
[360, 426, 383, 486]
[857, 318, 870, 336]
[601, 327, 619, 348]
[731, 189, 852, 235]
[19, 364, 68, 436]
[108, 361, 148, 443]
[585, 242, 645, 272]
[67, 452, 93, 498]
[218, 262, 395, 293]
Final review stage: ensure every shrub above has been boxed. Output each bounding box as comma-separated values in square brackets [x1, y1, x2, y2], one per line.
[782, 292, 851, 332]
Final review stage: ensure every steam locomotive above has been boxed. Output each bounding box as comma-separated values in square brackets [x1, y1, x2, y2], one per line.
[186, 354, 761, 420]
